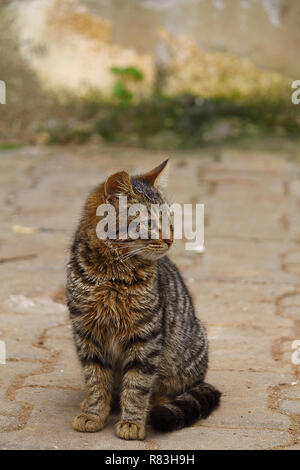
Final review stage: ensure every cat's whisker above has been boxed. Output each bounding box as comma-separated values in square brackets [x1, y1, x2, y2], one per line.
[119, 247, 146, 262]
[126, 248, 147, 259]
[110, 240, 136, 247]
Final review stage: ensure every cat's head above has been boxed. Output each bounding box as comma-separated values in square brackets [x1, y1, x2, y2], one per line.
[86, 160, 173, 262]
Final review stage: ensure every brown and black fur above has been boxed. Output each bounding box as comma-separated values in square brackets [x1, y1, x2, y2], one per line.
[66, 161, 221, 440]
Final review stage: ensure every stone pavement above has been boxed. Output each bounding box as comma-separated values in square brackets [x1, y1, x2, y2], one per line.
[0, 143, 299, 450]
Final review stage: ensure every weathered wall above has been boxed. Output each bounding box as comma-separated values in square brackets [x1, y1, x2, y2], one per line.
[84, 0, 300, 77]
[6, 0, 300, 97]
[10, 0, 155, 94]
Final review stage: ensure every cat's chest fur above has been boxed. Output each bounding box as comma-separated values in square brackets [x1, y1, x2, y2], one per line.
[68, 258, 157, 357]
[87, 275, 154, 333]
[94, 281, 135, 325]
[78, 279, 152, 361]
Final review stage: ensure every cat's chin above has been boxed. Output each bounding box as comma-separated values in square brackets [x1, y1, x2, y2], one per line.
[139, 249, 169, 261]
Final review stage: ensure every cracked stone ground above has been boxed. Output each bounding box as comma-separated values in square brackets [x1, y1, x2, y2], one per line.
[0, 143, 300, 450]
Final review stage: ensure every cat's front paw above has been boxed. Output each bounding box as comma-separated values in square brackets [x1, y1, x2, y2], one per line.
[80, 396, 89, 411]
[73, 413, 105, 433]
[115, 421, 146, 440]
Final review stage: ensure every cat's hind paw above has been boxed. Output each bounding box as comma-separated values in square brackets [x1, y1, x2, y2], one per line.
[73, 413, 105, 433]
[115, 421, 146, 440]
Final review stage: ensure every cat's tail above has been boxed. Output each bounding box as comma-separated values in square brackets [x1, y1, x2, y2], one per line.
[150, 382, 221, 433]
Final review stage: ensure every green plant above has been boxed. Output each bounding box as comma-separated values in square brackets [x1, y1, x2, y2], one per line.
[110, 65, 144, 107]
[0, 142, 22, 150]
[93, 94, 300, 149]
[110, 66, 144, 81]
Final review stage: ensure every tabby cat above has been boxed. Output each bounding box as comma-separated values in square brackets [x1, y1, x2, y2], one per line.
[66, 160, 220, 440]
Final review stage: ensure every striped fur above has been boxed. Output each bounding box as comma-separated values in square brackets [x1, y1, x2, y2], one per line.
[150, 382, 221, 432]
[66, 163, 220, 440]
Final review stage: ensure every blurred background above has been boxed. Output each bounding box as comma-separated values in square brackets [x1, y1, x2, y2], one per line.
[1, 0, 299, 152]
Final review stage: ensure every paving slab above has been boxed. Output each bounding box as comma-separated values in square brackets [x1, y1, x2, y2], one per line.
[0, 143, 299, 449]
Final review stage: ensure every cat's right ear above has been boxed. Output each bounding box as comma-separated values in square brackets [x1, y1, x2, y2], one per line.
[138, 159, 169, 190]
[104, 171, 134, 201]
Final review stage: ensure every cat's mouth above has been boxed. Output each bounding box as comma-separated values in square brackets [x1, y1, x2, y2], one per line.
[109, 238, 172, 261]
[148, 240, 172, 250]
[142, 240, 172, 260]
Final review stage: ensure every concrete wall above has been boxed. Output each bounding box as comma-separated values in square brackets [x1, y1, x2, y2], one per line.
[84, 0, 300, 77]
[5, 0, 300, 96]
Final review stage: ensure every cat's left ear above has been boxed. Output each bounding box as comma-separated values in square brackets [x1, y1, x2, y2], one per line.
[104, 171, 134, 200]
[139, 159, 169, 190]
